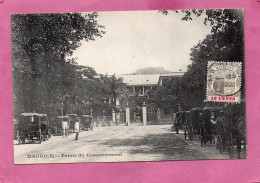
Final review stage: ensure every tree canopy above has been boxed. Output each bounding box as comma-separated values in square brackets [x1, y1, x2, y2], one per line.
[155, 9, 245, 112]
[11, 12, 106, 118]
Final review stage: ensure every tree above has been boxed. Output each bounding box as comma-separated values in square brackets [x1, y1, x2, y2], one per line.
[105, 75, 128, 107]
[159, 9, 244, 110]
[12, 12, 105, 116]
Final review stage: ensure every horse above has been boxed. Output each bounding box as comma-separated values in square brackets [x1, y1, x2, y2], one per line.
[215, 103, 246, 159]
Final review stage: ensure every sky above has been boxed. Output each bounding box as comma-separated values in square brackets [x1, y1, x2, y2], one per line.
[68, 10, 212, 75]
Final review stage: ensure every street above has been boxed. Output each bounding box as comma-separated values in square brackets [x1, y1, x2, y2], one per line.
[14, 125, 231, 164]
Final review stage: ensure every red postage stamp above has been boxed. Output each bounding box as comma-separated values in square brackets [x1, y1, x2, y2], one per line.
[205, 61, 242, 103]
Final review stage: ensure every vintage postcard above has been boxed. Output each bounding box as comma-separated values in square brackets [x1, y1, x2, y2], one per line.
[12, 9, 246, 164]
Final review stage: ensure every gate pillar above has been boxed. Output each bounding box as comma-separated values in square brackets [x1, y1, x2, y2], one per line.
[112, 109, 116, 123]
[142, 102, 147, 126]
[125, 105, 130, 126]
[157, 108, 161, 123]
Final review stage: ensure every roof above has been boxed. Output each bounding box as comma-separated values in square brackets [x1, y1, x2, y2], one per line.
[38, 113, 47, 117]
[118, 72, 185, 86]
[57, 116, 69, 119]
[21, 113, 47, 117]
[117, 74, 160, 86]
[177, 111, 189, 114]
[81, 115, 92, 118]
[190, 107, 203, 112]
[203, 106, 223, 111]
[159, 72, 185, 77]
[21, 113, 39, 116]
[67, 114, 77, 116]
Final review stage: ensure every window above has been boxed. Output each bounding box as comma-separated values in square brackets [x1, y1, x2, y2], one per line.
[127, 87, 134, 95]
[135, 86, 144, 96]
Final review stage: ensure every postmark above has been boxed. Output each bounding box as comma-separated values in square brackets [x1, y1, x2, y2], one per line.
[205, 61, 242, 103]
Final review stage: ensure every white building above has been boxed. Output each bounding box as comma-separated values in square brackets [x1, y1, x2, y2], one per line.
[118, 72, 185, 97]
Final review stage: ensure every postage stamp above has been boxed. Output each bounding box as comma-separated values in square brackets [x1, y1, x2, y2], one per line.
[205, 61, 242, 103]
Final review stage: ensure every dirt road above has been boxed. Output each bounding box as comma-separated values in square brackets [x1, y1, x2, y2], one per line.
[14, 125, 230, 164]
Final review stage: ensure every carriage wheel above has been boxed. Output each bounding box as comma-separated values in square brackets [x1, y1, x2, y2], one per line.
[189, 128, 193, 141]
[17, 130, 21, 144]
[243, 137, 247, 155]
[48, 129, 51, 140]
[229, 145, 234, 159]
[228, 133, 234, 159]
[44, 134, 48, 141]
[218, 135, 223, 154]
[45, 130, 49, 141]
[175, 124, 179, 134]
[39, 129, 42, 144]
[212, 135, 216, 144]
[200, 129, 204, 147]
[191, 129, 194, 141]
[17, 137, 21, 144]
[184, 128, 187, 140]
[66, 129, 68, 137]
[188, 129, 191, 140]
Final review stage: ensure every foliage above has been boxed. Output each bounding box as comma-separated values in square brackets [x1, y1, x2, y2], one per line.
[157, 9, 245, 111]
[12, 12, 105, 119]
[75, 75, 127, 117]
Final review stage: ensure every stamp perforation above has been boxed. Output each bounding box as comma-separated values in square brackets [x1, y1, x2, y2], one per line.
[205, 61, 242, 103]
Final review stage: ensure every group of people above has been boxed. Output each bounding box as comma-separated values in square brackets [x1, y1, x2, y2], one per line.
[61, 118, 80, 140]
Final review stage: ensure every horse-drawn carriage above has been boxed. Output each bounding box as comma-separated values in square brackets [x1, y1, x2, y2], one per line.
[174, 111, 188, 135]
[215, 102, 246, 158]
[187, 107, 203, 141]
[182, 111, 190, 140]
[184, 103, 246, 159]
[16, 113, 51, 144]
[174, 112, 181, 134]
[81, 115, 93, 131]
[201, 106, 223, 146]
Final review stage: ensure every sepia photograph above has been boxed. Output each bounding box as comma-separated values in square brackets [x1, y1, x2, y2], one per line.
[12, 9, 246, 164]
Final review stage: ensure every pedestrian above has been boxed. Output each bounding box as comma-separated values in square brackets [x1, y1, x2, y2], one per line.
[62, 118, 69, 138]
[74, 119, 80, 140]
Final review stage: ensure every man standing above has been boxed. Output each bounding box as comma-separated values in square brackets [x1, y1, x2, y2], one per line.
[74, 119, 80, 140]
[62, 118, 69, 138]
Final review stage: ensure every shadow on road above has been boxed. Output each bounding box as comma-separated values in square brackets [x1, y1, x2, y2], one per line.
[100, 132, 208, 160]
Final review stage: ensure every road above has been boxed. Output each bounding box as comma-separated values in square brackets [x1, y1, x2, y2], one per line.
[14, 125, 232, 164]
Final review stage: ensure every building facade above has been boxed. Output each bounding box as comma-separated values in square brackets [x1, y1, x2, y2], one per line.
[117, 72, 185, 123]
[118, 72, 185, 97]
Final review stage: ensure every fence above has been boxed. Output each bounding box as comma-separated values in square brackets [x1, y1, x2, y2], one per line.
[92, 116, 115, 127]
[158, 114, 174, 125]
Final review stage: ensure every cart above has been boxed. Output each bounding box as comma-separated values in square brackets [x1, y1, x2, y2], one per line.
[81, 115, 93, 131]
[187, 107, 203, 141]
[16, 113, 51, 144]
[201, 106, 223, 146]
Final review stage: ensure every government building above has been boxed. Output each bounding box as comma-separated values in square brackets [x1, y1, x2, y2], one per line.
[116, 72, 185, 124]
